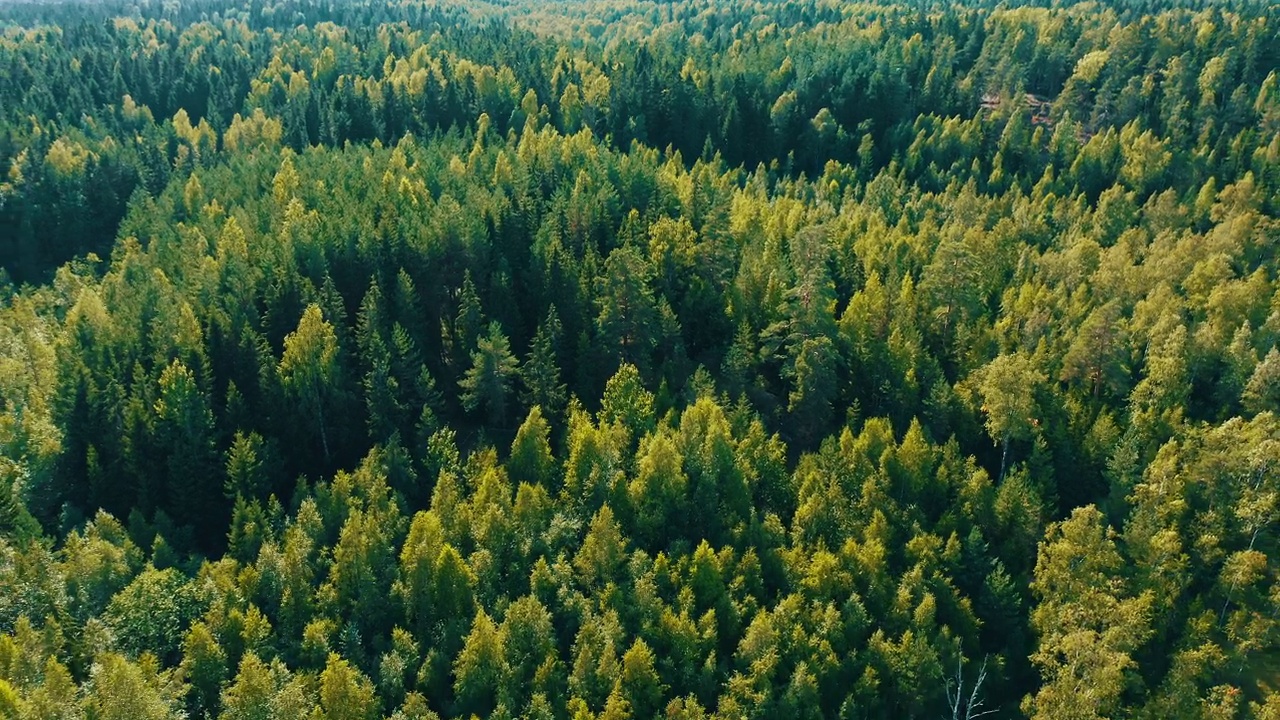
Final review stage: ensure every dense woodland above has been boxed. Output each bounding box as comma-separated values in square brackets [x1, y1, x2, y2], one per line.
[0, 0, 1279, 717]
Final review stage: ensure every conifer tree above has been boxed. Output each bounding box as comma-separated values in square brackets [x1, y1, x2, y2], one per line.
[460, 322, 520, 427]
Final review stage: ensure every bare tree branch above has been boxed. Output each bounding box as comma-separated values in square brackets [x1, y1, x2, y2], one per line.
[943, 654, 996, 720]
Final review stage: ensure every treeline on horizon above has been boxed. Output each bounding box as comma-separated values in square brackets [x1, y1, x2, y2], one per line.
[0, 0, 1279, 718]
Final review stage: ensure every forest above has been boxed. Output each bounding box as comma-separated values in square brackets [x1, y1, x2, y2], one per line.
[0, 0, 1278, 717]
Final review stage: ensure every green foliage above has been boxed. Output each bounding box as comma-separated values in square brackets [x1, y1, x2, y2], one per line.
[0, 0, 1278, 718]
[279, 304, 341, 463]
[83, 652, 186, 720]
[596, 245, 660, 374]
[459, 322, 520, 428]
[520, 308, 568, 424]
[221, 652, 313, 720]
[508, 407, 556, 488]
[599, 364, 655, 443]
[318, 653, 377, 720]
[976, 352, 1047, 480]
[453, 610, 508, 717]
[1028, 507, 1154, 719]
[104, 566, 204, 666]
[628, 429, 689, 549]
[226, 431, 272, 501]
[181, 621, 228, 718]
[1243, 348, 1280, 414]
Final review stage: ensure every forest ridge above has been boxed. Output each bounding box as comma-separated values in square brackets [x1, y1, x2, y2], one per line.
[0, 0, 1279, 718]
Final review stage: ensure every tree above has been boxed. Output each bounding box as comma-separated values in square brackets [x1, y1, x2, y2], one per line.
[227, 494, 268, 563]
[460, 322, 520, 427]
[943, 655, 996, 720]
[500, 595, 560, 709]
[454, 609, 508, 717]
[1026, 506, 1152, 720]
[1242, 347, 1280, 414]
[521, 307, 568, 423]
[574, 504, 627, 589]
[599, 363, 656, 444]
[225, 430, 272, 500]
[600, 686, 633, 720]
[1, 6, 1278, 719]
[83, 653, 186, 720]
[619, 638, 665, 718]
[361, 329, 403, 443]
[0, 477, 40, 542]
[920, 234, 983, 346]
[377, 628, 420, 709]
[1059, 302, 1129, 399]
[326, 506, 398, 644]
[104, 566, 202, 666]
[395, 515, 476, 694]
[396, 511, 445, 637]
[220, 653, 277, 720]
[279, 304, 340, 463]
[1118, 121, 1170, 196]
[59, 511, 142, 622]
[152, 358, 218, 535]
[596, 245, 660, 372]
[21, 656, 80, 720]
[628, 429, 688, 548]
[679, 397, 749, 543]
[453, 270, 486, 367]
[569, 611, 624, 711]
[319, 653, 378, 720]
[976, 353, 1045, 481]
[787, 336, 838, 447]
[509, 406, 556, 488]
[181, 621, 228, 718]
[1128, 318, 1188, 443]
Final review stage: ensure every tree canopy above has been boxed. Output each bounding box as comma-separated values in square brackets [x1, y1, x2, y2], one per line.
[1, 0, 1279, 718]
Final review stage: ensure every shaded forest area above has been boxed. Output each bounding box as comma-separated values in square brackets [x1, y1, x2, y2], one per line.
[1, 0, 1279, 718]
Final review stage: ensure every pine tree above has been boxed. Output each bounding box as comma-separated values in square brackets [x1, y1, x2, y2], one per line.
[153, 358, 218, 536]
[454, 270, 486, 367]
[521, 307, 568, 423]
[596, 245, 660, 373]
[225, 430, 270, 499]
[460, 322, 520, 427]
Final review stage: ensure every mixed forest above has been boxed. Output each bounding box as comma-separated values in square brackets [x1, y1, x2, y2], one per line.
[1, 0, 1280, 717]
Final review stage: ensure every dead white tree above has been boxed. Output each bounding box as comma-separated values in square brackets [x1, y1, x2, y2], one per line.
[944, 655, 997, 720]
